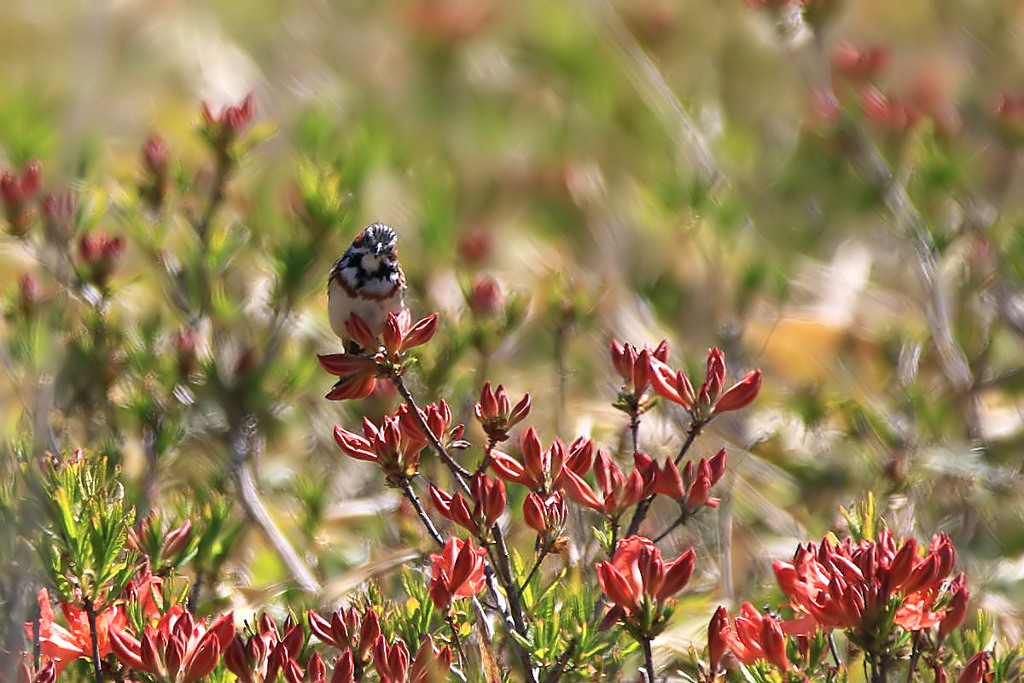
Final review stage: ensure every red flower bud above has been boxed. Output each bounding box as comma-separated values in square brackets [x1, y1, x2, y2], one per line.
[657, 548, 696, 601]
[708, 606, 728, 673]
[713, 369, 762, 415]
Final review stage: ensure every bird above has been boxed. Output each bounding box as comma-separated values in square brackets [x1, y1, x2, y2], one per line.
[328, 222, 407, 352]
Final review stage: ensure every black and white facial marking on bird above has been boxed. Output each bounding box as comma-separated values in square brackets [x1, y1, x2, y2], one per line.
[328, 222, 407, 345]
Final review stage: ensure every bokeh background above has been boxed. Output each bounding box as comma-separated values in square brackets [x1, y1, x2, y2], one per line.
[4, 0, 1024, 672]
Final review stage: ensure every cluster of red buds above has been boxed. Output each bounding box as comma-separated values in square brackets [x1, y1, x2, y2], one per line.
[643, 448, 727, 513]
[522, 491, 568, 538]
[560, 448, 647, 518]
[78, 231, 125, 288]
[200, 94, 256, 153]
[398, 401, 467, 452]
[108, 607, 235, 683]
[489, 428, 593, 494]
[649, 346, 762, 423]
[708, 603, 791, 673]
[429, 472, 505, 540]
[830, 42, 890, 82]
[596, 536, 696, 634]
[1, 160, 42, 236]
[428, 536, 488, 612]
[373, 634, 452, 683]
[223, 613, 309, 683]
[318, 309, 438, 400]
[474, 382, 530, 443]
[609, 340, 669, 418]
[140, 134, 170, 209]
[859, 87, 919, 133]
[772, 530, 967, 641]
[307, 607, 381, 677]
[333, 412, 429, 486]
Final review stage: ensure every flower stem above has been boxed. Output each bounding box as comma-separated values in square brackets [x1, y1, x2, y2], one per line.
[652, 511, 688, 543]
[392, 374, 473, 488]
[518, 538, 553, 597]
[400, 479, 444, 548]
[83, 597, 103, 683]
[629, 409, 640, 454]
[641, 634, 656, 683]
[623, 421, 704, 540]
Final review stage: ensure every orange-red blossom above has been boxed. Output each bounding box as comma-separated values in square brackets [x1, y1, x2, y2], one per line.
[333, 411, 428, 483]
[108, 606, 234, 683]
[429, 472, 506, 539]
[474, 382, 531, 443]
[428, 537, 488, 612]
[26, 589, 127, 676]
[649, 346, 761, 419]
[489, 427, 593, 494]
[373, 634, 452, 683]
[318, 309, 438, 400]
[771, 530, 965, 637]
[708, 603, 791, 673]
[596, 536, 695, 621]
[560, 447, 648, 517]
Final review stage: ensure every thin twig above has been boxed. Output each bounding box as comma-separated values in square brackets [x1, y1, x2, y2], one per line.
[541, 638, 578, 683]
[518, 539, 553, 597]
[652, 511, 688, 543]
[83, 597, 103, 683]
[828, 633, 842, 669]
[229, 421, 321, 594]
[400, 480, 444, 548]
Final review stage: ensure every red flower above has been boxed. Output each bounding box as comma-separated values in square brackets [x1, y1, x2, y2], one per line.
[317, 353, 379, 400]
[522, 491, 568, 535]
[383, 309, 438, 356]
[25, 589, 127, 676]
[201, 94, 256, 141]
[490, 427, 592, 493]
[373, 635, 452, 683]
[596, 536, 695, 617]
[560, 448, 648, 516]
[610, 340, 668, 396]
[467, 276, 504, 316]
[109, 606, 234, 683]
[958, 652, 991, 683]
[428, 537, 488, 611]
[830, 42, 890, 81]
[772, 531, 962, 636]
[708, 606, 729, 673]
[474, 382, 531, 442]
[429, 472, 505, 538]
[713, 603, 791, 671]
[78, 231, 124, 286]
[648, 449, 727, 511]
[308, 607, 380, 660]
[1, 160, 42, 236]
[650, 347, 761, 419]
[333, 413, 427, 482]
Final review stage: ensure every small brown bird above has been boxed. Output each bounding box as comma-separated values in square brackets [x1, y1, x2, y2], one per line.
[328, 223, 407, 351]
